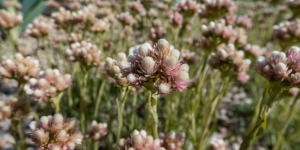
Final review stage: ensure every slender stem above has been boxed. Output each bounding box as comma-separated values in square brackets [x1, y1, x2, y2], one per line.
[17, 120, 26, 150]
[130, 93, 137, 130]
[43, 38, 51, 68]
[93, 80, 107, 120]
[273, 92, 300, 150]
[116, 86, 131, 142]
[91, 140, 98, 150]
[148, 91, 158, 139]
[11, 120, 21, 150]
[52, 92, 64, 113]
[79, 68, 88, 150]
[240, 87, 282, 150]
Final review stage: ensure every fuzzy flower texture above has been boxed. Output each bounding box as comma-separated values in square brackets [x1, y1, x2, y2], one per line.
[25, 69, 71, 102]
[116, 130, 165, 150]
[255, 46, 300, 86]
[29, 113, 83, 150]
[207, 44, 251, 83]
[119, 39, 190, 95]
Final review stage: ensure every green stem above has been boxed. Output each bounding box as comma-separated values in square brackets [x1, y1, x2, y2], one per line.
[17, 120, 26, 150]
[91, 140, 98, 150]
[272, 92, 300, 150]
[148, 91, 158, 139]
[240, 86, 282, 150]
[93, 80, 107, 120]
[130, 93, 137, 130]
[43, 38, 51, 68]
[11, 120, 21, 150]
[52, 92, 64, 113]
[79, 68, 88, 150]
[116, 86, 132, 142]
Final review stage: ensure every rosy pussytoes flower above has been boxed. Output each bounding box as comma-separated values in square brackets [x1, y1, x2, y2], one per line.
[0, 9, 23, 29]
[198, 0, 237, 20]
[207, 43, 251, 83]
[66, 41, 102, 68]
[116, 130, 165, 150]
[25, 69, 71, 102]
[86, 121, 107, 141]
[119, 39, 190, 95]
[0, 53, 40, 81]
[25, 16, 54, 38]
[159, 131, 185, 150]
[29, 113, 83, 150]
[236, 15, 252, 29]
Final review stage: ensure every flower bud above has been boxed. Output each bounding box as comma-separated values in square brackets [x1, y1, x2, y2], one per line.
[157, 39, 170, 56]
[138, 44, 150, 56]
[29, 78, 38, 86]
[113, 66, 121, 74]
[158, 83, 171, 94]
[133, 134, 143, 147]
[164, 56, 177, 67]
[119, 61, 130, 70]
[56, 130, 67, 142]
[32, 130, 46, 143]
[169, 49, 180, 59]
[142, 57, 156, 74]
[29, 121, 37, 130]
[34, 90, 44, 97]
[117, 52, 127, 62]
[175, 71, 189, 82]
[38, 78, 49, 88]
[40, 116, 49, 126]
[127, 74, 136, 83]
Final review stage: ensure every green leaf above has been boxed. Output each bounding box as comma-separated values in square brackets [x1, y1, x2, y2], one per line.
[21, 0, 45, 31]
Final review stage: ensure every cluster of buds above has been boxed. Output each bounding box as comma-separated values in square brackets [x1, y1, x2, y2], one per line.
[52, 7, 72, 25]
[25, 69, 72, 102]
[177, 0, 197, 18]
[234, 28, 247, 47]
[0, 100, 11, 122]
[103, 40, 113, 51]
[169, 12, 183, 28]
[181, 49, 196, 65]
[201, 20, 236, 45]
[148, 28, 167, 43]
[104, 52, 129, 86]
[254, 46, 300, 86]
[273, 20, 300, 42]
[68, 6, 97, 25]
[152, 19, 162, 28]
[287, 0, 300, 18]
[129, 1, 147, 17]
[66, 41, 102, 68]
[3, 1, 22, 9]
[25, 17, 54, 38]
[207, 44, 251, 83]
[116, 130, 164, 150]
[69, 33, 83, 43]
[117, 12, 135, 26]
[198, 0, 237, 20]
[0, 53, 40, 81]
[159, 131, 185, 150]
[209, 137, 226, 150]
[236, 15, 252, 29]
[9, 97, 32, 120]
[90, 19, 109, 33]
[86, 121, 107, 140]
[244, 44, 268, 57]
[46, 0, 60, 8]
[29, 113, 83, 150]
[0, 10, 23, 29]
[119, 39, 190, 95]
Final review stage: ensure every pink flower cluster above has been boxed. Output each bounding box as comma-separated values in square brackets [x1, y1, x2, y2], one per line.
[129, 1, 147, 17]
[117, 12, 135, 26]
[207, 44, 251, 83]
[198, 0, 237, 20]
[273, 20, 300, 41]
[148, 27, 167, 43]
[25, 17, 54, 38]
[66, 41, 102, 67]
[104, 52, 129, 86]
[119, 39, 190, 95]
[25, 69, 71, 102]
[86, 121, 107, 141]
[244, 44, 268, 57]
[90, 19, 109, 33]
[201, 20, 236, 45]
[169, 12, 183, 28]
[177, 0, 198, 18]
[0, 9, 23, 29]
[29, 113, 83, 150]
[0, 100, 11, 122]
[0, 53, 40, 81]
[254, 46, 300, 86]
[116, 130, 165, 150]
[159, 131, 185, 150]
[236, 15, 252, 29]
[181, 49, 196, 65]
